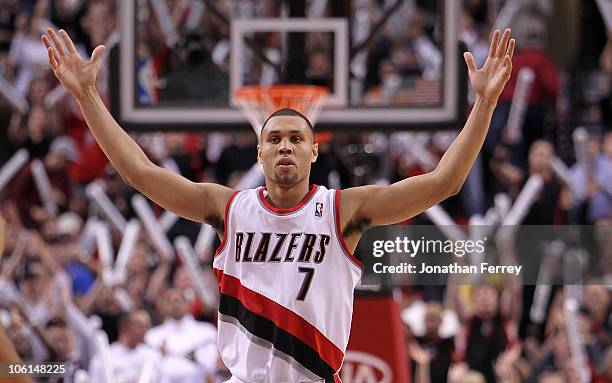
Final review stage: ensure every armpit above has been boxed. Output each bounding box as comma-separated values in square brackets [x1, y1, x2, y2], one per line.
[342, 216, 371, 238]
[205, 214, 224, 234]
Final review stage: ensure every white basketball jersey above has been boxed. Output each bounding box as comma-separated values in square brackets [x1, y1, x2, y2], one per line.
[212, 184, 362, 383]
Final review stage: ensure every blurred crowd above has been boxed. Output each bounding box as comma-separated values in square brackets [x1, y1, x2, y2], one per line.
[0, 0, 611, 382]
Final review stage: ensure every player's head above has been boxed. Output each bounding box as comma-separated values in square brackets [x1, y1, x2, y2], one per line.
[258, 108, 318, 188]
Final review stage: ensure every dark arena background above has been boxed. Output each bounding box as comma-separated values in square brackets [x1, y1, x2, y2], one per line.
[0, 0, 611, 382]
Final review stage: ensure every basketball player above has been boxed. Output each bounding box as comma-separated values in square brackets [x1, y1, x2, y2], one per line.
[42, 28, 515, 382]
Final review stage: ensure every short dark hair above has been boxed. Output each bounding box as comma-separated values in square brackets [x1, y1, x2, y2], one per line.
[261, 108, 314, 133]
[45, 317, 68, 329]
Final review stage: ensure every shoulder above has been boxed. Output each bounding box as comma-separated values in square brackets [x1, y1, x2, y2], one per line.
[145, 324, 166, 340]
[340, 185, 384, 200]
[140, 344, 163, 359]
[338, 185, 385, 216]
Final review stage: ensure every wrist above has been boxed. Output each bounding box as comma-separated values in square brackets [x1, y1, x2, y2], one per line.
[474, 95, 497, 109]
[75, 85, 99, 104]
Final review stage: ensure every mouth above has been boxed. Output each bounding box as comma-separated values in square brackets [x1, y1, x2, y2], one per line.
[275, 158, 296, 169]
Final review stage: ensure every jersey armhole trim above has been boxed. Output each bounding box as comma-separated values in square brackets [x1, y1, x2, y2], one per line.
[334, 190, 363, 269]
[214, 190, 240, 258]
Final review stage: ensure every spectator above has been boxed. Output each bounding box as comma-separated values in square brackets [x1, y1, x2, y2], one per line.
[452, 284, 519, 383]
[159, 32, 228, 105]
[42, 316, 81, 377]
[214, 133, 258, 187]
[584, 284, 612, 349]
[11, 136, 77, 228]
[145, 288, 218, 383]
[486, 13, 560, 167]
[306, 48, 332, 88]
[20, 106, 53, 159]
[409, 301, 454, 383]
[570, 133, 612, 223]
[90, 286, 121, 344]
[522, 140, 571, 225]
[404, 8, 442, 80]
[8, 9, 48, 95]
[490, 139, 571, 224]
[89, 310, 167, 383]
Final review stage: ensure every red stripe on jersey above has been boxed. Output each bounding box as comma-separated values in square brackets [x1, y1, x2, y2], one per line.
[214, 191, 239, 258]
[259, 184, 319, 215]
[334, 190, 363, 268]
[213, 268, 344, 371]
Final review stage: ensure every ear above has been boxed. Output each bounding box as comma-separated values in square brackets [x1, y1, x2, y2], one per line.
[257, 144, 263, 164]
[311, 142, 319, 163]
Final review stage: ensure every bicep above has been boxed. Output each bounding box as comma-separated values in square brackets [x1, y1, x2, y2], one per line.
[350, 172, 450, 226]
[132, 164, 233, 225]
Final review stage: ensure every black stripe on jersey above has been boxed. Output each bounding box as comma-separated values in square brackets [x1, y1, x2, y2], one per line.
[219, 294, 336, 379]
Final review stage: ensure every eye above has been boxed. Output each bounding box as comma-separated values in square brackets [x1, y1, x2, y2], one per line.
[269, 136, 280, 144]
[291, 135, 303, 143]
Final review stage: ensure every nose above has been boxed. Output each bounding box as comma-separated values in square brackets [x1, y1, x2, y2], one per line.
[278, 138, 293, 155]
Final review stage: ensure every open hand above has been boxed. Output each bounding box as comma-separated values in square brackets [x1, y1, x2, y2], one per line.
[464, 28, 515, 104]
[41, 28, 106, 100]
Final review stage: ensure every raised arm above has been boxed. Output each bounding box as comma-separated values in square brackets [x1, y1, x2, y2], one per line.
[341, 29, 515, 233]
[41, 29, 232, 225]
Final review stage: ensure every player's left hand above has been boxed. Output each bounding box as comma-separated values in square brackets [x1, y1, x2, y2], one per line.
[464, 28, 515, 104]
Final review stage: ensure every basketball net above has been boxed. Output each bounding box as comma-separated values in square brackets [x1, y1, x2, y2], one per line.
[233, 85, 328, 139]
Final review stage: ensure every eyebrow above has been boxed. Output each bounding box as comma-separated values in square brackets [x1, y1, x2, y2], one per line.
[266, 129, 305, 135]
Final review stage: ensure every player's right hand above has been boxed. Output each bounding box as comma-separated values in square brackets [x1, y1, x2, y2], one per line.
[41, 28, 106, 100]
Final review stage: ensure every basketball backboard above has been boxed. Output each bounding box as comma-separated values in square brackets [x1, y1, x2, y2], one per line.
[117, 0, 465, 130]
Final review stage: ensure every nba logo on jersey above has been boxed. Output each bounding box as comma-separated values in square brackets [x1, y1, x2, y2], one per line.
[315, 202, 324, 217]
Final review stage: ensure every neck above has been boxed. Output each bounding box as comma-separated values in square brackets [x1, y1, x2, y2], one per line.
[265, 179, 311, 209]
[118, 337, 138, 349]
[424, 332, 439, 341]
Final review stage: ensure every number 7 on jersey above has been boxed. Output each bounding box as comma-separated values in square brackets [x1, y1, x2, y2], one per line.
[296, 267, 315, 301]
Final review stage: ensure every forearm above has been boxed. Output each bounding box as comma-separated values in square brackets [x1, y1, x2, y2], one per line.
[76, 86, 152, 185]
[434, 96, 496, 193]
[414, 362, 431, 383]
[1, 234, 26, 279]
